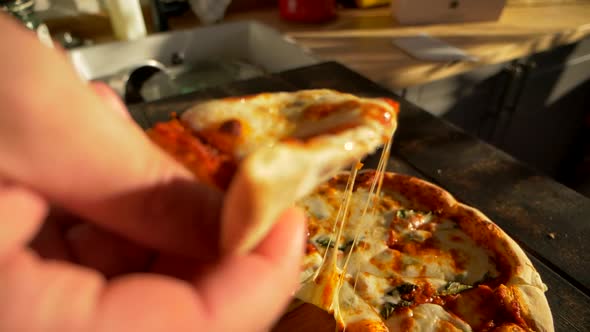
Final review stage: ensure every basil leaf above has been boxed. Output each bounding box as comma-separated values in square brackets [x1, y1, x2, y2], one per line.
[386, 283, 417, 296]
[439, 282, 473, 296]
[338, 239, 354, 251]
[397, 283, 417, 295]
[396, 209, 411, 219]
[380, 302, 395, 319]
[315, 237, 354, 251]
[380, 300, 413, 319]
[479, 272, 493, 284]
[396, 300, 413, 308]
[315, 237, 333, 248]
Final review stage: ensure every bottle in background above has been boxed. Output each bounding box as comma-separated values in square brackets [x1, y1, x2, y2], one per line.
[105, 0, 147, 41]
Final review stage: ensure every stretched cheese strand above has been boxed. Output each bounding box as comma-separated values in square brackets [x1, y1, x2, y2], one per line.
[336, 131, 395, 329]
[295, 161, 362, 316]
[313, 162, 361, 281]
[300, 119, 397, 328]
[328, 162, 362, 316]
[332, 161, 363, 256]
[351, 261, 363, 294]
[340, 130, 393, 277]
[371, 130, 394, 213]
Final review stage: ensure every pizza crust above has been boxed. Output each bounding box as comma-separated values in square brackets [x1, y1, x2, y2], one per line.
[288, 170, 554, 332]
[368, 172, 554, 332]
[512, 284, 554, 332]
[450, 205, 547, 290]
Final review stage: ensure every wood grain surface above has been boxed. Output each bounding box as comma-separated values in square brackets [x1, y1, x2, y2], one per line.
[224, 2, 590, 89]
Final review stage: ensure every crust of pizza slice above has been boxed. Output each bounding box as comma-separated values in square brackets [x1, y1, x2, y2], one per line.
[178, 90, 398, 253]
[506, 285, 554, 332]
[281, 170, 553, 332]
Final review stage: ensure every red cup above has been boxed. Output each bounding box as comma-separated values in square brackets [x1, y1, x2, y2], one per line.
[279, 0, 337, 23]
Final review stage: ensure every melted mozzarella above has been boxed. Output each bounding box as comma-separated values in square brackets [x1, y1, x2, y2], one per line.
[377, 218, 497, 284]
[181, 89, 396, 158]
[300, 251, 323, 284]
[433, 219, 498, 284]
[297, 176, 499, 331]
[297, 249, 342, 312]
[300, 188, 497, 283]
[183, 93, 293, 157]
[300, 188, 391, 277]
[337, 280, 386, 329]
[354, 272, 393, 309]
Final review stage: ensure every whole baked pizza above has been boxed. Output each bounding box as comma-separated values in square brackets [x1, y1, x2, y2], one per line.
[146, 90, 553, 332]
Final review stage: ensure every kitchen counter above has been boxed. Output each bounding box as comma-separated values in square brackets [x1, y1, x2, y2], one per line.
[222, 1, 590, 89]
[47, 1, 590, 90]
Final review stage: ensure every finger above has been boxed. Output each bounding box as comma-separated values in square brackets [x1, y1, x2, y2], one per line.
[0, 250, 105, 332]
[90, 81, 130, 119]
[193, 208, 306, 331]
[93, 208, 305, 332]
[0, 184, 48, 261]
[66, 224, 154, 278]
[0, 15, 223, 258]
[0, 209, 305, 332]
[96, 210, 304, 331]
[0, 250, 201, 332]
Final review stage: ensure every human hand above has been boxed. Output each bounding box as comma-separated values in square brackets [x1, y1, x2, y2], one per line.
[0, 15, 305, 332]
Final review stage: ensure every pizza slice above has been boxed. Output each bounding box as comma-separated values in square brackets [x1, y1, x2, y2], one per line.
[146, 89, 399, 253]
[273, 171, 553, 332]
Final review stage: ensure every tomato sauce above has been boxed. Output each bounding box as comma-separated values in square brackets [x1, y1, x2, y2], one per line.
[361, 102, 394, 126]
[381, 98, 400, 114]
[442, 284, 529, 332]
[147, 118, 237, 190]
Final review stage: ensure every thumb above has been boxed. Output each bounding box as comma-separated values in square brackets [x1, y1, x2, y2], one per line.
[0, 15, 222, 258]
[194, 208, 306, 331]
[91, 208, 307, 332]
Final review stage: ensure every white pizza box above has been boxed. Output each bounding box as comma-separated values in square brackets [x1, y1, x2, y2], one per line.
[391, 0, 507, 25]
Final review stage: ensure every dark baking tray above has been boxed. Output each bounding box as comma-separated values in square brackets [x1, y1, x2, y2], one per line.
[129, 61, 590, 332]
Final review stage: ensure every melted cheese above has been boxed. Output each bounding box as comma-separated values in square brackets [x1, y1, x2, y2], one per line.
[337, 280, 386, 329]
[296, 173, 499, 331]
[297, 129, 396, 329]
[297, 163, 362, 315]
[300, 188, 497, 282]
[181, 89, 396, 159]
[431, 220, 498, 284]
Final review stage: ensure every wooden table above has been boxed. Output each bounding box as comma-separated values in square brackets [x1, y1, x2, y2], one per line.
[222, 1, 590, 89]
[129, 62, 590, 331]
